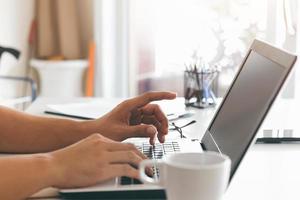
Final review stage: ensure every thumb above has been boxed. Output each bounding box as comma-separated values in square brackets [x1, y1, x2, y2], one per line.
[126, 124, 157, 145]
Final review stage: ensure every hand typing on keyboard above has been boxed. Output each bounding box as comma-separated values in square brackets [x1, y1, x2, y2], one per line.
[85, 92, 177, 145]
[49, 134, 148, 189]
[120, 142, 181, 185]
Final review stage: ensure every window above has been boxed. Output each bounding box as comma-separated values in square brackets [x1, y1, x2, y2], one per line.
[127, 0, 299, 97]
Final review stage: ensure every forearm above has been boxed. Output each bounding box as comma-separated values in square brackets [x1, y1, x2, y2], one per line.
[0, 154, 55, 200]
[0, 106, 93, 153]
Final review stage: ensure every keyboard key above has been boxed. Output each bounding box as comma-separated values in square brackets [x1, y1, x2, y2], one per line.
[120, 177, 143, 185]
[133, 178, 143, 185]
[120, 177, 132, 185]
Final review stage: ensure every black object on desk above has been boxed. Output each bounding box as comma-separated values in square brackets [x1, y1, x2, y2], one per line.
[256, 129, 300, 144]
[256, 137, 300, 144]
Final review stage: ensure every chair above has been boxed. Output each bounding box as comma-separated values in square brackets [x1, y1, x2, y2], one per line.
[0, 46, 37, 109]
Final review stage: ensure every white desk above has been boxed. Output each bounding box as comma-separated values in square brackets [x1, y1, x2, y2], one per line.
[26, 97, 300, 200]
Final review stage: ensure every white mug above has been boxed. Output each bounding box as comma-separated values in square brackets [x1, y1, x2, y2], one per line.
[139, 152, 231, 200]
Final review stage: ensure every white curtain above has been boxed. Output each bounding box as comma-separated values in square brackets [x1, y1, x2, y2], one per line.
[266, 0, 299, 98]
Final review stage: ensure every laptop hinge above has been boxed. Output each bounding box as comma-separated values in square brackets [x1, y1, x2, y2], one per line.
[200, 142, 207, 151]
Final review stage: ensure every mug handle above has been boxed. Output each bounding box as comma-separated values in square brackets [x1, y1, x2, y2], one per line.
[139, 160, 163, 185]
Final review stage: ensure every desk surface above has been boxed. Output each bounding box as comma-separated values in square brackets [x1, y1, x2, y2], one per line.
[26, 97, 300, 200]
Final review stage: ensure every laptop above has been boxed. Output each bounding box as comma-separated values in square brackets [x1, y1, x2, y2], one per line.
[60, 39, 297, 199]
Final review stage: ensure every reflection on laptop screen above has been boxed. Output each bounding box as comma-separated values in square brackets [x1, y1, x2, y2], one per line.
[202, 50, 287, 177]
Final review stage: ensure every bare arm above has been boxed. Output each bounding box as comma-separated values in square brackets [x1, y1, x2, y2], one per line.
[0, 154, 54, 200]
[0, 106, 91, 153]
[0, 134, 147, 200]
[0, 92, 176, 153]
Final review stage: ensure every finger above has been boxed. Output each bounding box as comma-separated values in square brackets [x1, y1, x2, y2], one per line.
[106, 142, 147, 159]
[106, 148, 153, 176]
[141, 115, 162, 135]
[123, 92, 176, 111]
[141, 104, 169, 143]
[105, 164, 140, 180]
[125, 124, 158, 145]
[107, 151, 144, 167]
[142, 115, 161, 128]
[129, 108, 142, 125]
[141, 104, 168, 131]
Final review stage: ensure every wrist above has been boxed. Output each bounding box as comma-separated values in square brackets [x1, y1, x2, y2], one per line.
[64, 119, 101, 142]
[80, 118, 103, 136]
[32, 153, 58, 188]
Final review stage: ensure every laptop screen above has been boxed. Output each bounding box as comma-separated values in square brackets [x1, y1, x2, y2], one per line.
[201, 50, 288, 179]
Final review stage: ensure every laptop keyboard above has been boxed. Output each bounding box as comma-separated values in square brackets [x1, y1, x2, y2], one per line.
[120, 142, 180, 185]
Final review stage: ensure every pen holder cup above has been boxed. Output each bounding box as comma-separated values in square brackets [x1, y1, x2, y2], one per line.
[184, 70, 218, 108]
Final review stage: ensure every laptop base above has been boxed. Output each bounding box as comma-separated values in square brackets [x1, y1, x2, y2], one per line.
[60, 189, 166, 199]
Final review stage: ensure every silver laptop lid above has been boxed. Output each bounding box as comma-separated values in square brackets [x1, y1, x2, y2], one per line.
[201, 39, 297, 181]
